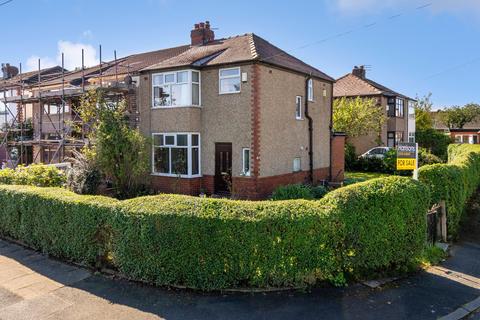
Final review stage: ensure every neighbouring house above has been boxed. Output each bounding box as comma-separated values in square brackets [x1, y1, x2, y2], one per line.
[432, 111, 480, 144]
[333, 66, 416, 155]
[1, 21, 345, 199]
[139, 22, 343, 199]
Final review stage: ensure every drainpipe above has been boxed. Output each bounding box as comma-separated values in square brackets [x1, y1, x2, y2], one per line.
[329, 83, 334, 182]
[304, 75, 314, 184]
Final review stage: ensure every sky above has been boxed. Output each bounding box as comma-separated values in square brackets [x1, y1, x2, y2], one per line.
[1, 0, 479, 108]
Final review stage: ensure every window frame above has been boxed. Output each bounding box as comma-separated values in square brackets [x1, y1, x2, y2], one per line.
[293, 157, 301, 172]
[242, 147, 251, 177]
[295, 95, 303, 120]
[395, 98, 404, 117]
[307, 79, 314, 101]
[151, 70, 201, 109]
[151, 132, 201, 178]
[219, 67, 241, 95]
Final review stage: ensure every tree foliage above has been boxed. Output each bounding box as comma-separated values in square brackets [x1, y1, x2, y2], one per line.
[438, 103, 480, 129]
[333, 97, 385, 139]
[414, 93, 434, 131]
[78, 90, 149, 199]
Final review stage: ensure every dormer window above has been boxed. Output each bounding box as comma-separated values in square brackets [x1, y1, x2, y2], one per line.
[152, 70, 201, 108]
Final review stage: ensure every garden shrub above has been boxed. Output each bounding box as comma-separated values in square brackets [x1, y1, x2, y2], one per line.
[418, 147, 442, 167]
[310, 185, 328, 199]
[0, 177, 430, 290]
[419, 144, 480, 238]
[345, 142, 357, 171]
[271, 184, 314, 200]
[0, 164, 66, 187]
[416, 128, 452, 161]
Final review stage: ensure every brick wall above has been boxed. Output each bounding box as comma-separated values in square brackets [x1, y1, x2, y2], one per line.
[150, 175, 202, 195]
[331, 134, 345, 182]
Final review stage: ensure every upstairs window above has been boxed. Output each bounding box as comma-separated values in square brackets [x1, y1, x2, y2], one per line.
[308, 79, 314, 101]
[152, 70, 201, 107]
[219, 67, 241, 94]
[295, 96, 302, 120]
[395, 98, 404, 117]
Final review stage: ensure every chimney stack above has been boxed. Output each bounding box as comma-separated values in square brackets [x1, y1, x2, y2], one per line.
[352, 65, 366, 79]
[1, 63, 19, 80]
[190, 20, 215, 46]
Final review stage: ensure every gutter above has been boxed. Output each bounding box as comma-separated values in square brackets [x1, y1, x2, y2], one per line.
[304, 75, 314, 184]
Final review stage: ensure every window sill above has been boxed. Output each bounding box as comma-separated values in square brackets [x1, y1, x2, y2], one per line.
[219, 91, 241, 95]
[295, 117, 304, 121]
[151, 173, 202, 179]
[151, 105, 202, 110]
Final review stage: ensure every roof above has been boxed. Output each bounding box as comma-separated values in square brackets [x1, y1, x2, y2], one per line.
[143, 33, 334, 81]
[0, 66, 65, 90]
[333, 73, 412, 99]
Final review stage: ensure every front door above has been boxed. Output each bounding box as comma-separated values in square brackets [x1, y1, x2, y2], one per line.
[215, 143, 232, 195]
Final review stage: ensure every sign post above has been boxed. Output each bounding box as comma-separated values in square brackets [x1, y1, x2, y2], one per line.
[396, 142, 418, 180]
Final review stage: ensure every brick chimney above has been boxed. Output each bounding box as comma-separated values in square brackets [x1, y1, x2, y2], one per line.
[352, 65, 366, 79]
[190, 21, 215, 46]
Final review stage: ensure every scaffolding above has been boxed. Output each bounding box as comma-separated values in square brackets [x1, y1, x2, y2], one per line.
[0, 47, 137, 167]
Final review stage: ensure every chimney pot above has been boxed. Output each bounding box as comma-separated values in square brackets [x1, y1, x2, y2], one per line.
[191, 20, 215, 46]
[352, 65, 366, 79]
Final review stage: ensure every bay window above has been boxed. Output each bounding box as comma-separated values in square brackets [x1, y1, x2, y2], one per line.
[152, 133, 201, 177]
[219, 67, 241, 94]
[152, 70, 200, 107]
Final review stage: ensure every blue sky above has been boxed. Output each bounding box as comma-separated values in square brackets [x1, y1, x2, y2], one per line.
[1, 0, 479, 108]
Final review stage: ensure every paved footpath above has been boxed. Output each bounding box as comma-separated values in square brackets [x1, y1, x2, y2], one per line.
[0, 211, 479, 320]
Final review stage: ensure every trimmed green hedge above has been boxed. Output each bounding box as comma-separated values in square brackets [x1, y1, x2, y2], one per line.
[0, 185, 115, 264]
[0, 164, 66, 187]
[419, 144, 480, 238]
[0, 176, 429, 290]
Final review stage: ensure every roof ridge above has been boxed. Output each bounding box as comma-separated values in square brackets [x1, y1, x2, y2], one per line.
[248, 33, 259, 59]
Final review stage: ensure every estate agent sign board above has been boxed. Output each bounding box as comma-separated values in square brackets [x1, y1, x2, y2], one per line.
[396, 142, 418, 171]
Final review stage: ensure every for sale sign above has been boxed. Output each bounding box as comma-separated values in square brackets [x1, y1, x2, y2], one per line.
[396, 142, 417, 171]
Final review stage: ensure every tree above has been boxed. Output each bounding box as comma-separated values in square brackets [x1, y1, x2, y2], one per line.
[439, 103, 480, 129]
[77, 90, 149, 199]
[414, 93, 434, 131]
[333, 97, 385, 140]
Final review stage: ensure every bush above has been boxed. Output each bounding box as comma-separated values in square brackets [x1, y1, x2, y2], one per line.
[271, 184, 328, 200]
[0, 185, 115, 265]
[345, 143, 357, 171]
[416, 128, 452, 161]
[0, 164, 66, 187]
[66, 150, 102, 195]
[355, 156, 387, 173]
[271, 184, 314, 200]
[418, 148, 442, 167]
[419, 144, 480, 238]
[0, 176, 430, 290]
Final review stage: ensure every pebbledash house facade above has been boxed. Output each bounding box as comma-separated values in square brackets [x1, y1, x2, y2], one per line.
[135, 22, 344, 199]
[333, 66, 416, 155]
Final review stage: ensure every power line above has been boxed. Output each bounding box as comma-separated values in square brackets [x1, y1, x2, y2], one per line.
[262, 2, 432, 63]
[424, 57, 480, 80]
[0, 0, 14, 7]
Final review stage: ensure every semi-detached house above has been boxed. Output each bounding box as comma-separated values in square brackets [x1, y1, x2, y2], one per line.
[138, 22, 344, 199]
[0, 21, 344, 199]
[334, 66, 416, 155]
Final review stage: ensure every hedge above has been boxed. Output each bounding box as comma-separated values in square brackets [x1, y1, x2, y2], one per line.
[0, 164, 66, 187]
[419, 144, 480, 238]
[0, 176, 429, 290]
[0, 185, 115, 264]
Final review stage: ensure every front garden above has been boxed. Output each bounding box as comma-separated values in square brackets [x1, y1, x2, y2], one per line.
[0, 144, 479, 290]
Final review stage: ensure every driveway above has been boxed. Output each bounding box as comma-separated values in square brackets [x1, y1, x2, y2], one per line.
[0, 210, 479, 320]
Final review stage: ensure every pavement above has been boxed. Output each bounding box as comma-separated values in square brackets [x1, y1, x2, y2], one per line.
[0, 210, 479, 319]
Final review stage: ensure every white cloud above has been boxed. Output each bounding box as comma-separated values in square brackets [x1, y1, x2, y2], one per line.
[26, 55, 56, 72]
[25, 41, 98, 71]
[82, 30, 93, 39]
[333, 0, 480, 14]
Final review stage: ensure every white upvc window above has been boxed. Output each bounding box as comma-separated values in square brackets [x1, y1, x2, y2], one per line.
[293, 157, 301, 172]
[295, 96, 302, 120]
[152, 133, 201, 178]
[408, 132, 415, 143]
[307, 79, 314, 101]
[219, 67, 241, 94]
[152, 70, 201, 108]
[242, 148, 251, 176]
